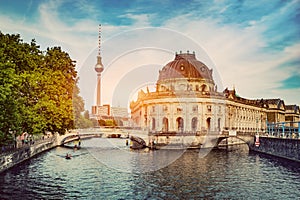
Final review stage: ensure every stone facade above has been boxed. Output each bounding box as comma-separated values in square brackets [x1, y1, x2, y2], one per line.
[130, 52, 299, 134]
[285, 105, 300, 127]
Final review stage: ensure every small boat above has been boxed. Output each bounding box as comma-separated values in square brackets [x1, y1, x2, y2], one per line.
[65, 153, 72, 159]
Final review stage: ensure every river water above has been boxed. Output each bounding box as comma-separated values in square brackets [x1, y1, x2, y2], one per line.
[0, 138, 299, 199]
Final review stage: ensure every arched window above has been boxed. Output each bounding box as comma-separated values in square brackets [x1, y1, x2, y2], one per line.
[201, 84, 207, 92]
[218, 118, 221, 131]
[206, 117, 211, 131]
[179, 84, 186, 90]
[162, 117, 169, 132]
[152, 118, 156, 131]
[176, 117, 184, 132]
[192, 117, 198, 132]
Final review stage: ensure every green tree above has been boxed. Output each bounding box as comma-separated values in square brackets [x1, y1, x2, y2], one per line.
[79, 110, 94, 128]
[105, 119, 117, 127]
[73, 77, 86, 129]
[0, 31, 84, 145]
[0, 64, 22, 144]
[39, 47, 78, 134]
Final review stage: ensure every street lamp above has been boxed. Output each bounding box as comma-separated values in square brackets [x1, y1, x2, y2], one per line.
[256, 118, 258, 136]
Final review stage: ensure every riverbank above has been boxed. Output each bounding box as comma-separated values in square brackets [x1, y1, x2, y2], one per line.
[250, 136, 300, 163]
[0, 136, 57, 174]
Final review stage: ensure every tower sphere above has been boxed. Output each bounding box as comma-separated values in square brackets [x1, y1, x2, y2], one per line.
[95, 62, 104, 73]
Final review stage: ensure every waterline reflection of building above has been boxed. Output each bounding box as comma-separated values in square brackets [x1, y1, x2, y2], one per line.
[130, 51, 300, 136]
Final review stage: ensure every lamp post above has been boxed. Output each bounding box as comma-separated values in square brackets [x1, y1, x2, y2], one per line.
[298, 122, 300, 138]
[255, 118, 260, 147]
[256, 118, 258, 136]
[282, 122, 285, 137]
[266, 116, 270, 136]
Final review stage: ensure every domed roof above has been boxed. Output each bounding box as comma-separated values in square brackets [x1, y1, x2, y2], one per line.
[158, 52, 213, 82]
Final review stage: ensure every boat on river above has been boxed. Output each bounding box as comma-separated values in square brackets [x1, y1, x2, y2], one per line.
[65, 153, 72, 159]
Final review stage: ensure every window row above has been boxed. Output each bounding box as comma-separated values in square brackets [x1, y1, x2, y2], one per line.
[151, 117, 221, 132]
[150, 105, 222, 113]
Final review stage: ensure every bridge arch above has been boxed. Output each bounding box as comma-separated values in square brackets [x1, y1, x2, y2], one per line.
[59, 133, 104, 146]
[214, 134, 255, 149]
[60, 134, 80, 145]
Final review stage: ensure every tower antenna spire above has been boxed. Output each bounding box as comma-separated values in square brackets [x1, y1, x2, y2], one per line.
[98, 24, 101, 56]
[95, 24, 104, 72]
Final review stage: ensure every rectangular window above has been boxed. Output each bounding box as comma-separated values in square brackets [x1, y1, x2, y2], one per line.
[152, 106, 155, 113]
[207, 105, 212, 112]
[192, 105, 198, 112]
[163, 105, 168, 112]
[177, 107, 183, 113]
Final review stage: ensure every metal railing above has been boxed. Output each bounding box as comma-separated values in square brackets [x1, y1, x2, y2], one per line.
[0, 135, 56, 156]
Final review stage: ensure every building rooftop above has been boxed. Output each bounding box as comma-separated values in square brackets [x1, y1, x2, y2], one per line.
[157, 51, 213, 82]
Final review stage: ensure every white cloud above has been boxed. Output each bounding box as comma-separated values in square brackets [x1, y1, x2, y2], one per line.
[119, 13, 152, 27]
[1, 0, 299, 110]
[0, 0, 100, 70]
[161, 14, 300, 106]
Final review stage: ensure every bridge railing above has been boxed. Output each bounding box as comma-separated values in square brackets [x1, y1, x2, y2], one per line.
[266, 121, 300, 139]
[148, 130, 233, 137]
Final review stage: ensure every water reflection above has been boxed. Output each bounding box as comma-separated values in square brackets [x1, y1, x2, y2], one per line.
[86, 138, 187, 173]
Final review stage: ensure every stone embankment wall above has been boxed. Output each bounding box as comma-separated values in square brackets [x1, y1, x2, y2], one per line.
[0, 137, 57, 174]
[250, 136, 300, 162]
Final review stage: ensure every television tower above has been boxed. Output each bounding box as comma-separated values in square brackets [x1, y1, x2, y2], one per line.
[95, 24, 104, 106]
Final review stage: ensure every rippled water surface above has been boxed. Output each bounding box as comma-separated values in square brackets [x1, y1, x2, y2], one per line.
[1, 138, 300, 199]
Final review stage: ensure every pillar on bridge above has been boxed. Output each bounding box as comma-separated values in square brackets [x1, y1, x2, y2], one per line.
[282, 122, 285, 137]
[298, 122, 300, 136]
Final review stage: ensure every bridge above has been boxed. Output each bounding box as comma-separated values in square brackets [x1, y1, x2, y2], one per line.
[57, 128, 256, 150]
[57, 123, 300, 149]
[60, 133, 102, 146]
[57, 127, 148, 147]
[56, 127, 300, 162]
[147, 131, 256, 150]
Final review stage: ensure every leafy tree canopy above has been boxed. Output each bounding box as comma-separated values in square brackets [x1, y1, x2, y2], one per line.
[0, 31, 86, 145]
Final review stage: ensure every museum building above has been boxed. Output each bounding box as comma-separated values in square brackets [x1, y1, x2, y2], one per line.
[130, 51, 299, 135]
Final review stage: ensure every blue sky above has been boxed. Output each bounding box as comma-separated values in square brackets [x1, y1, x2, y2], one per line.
[0, 0, 299, 110]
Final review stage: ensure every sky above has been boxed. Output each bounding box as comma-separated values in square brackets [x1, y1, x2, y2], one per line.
[0, 0, 300, 112]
